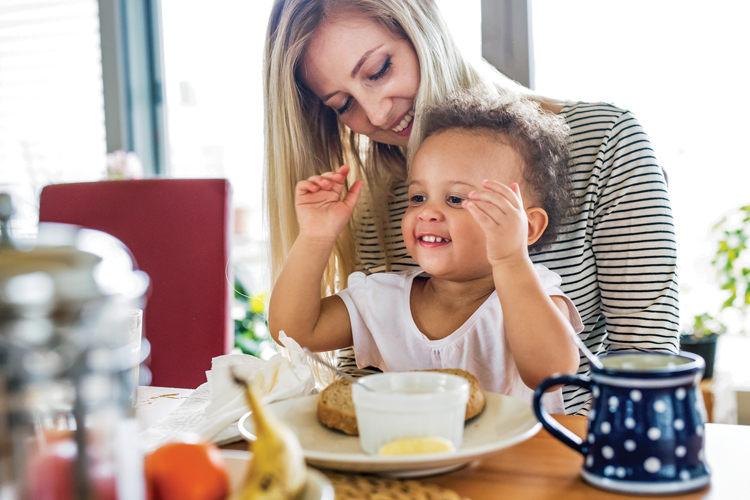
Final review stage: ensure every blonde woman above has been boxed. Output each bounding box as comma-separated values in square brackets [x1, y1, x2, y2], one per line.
[263, 0, 679, 415]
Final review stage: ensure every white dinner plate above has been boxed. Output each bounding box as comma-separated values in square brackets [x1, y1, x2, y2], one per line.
[239, 391, 541, 477]
[220, 449, 334, 500]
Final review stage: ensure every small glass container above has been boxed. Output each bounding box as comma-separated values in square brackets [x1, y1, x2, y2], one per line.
[351, 372, 469, 455]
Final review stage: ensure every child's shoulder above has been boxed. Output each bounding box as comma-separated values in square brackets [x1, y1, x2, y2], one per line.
[346, 268, 425, 289]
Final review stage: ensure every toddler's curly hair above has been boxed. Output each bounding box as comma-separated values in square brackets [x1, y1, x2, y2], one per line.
[419, 88, 572, 251]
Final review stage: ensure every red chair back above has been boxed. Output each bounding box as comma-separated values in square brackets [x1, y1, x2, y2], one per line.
[39, 179, 233, 389]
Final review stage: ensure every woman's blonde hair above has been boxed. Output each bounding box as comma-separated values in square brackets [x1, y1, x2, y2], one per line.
[264, 0, 519, 293]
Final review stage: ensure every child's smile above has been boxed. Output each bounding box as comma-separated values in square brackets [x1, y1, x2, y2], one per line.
[417, 233, 452, 246]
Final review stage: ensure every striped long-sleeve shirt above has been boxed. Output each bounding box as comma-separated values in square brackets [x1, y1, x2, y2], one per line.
[339, 101, 680, 415]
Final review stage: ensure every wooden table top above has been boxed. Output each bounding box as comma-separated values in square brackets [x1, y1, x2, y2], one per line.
[428, 415, 748, 500]
[136, 386, 749, 500]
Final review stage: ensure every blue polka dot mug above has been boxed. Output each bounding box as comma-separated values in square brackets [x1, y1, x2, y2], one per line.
[532, 352, 710, 495]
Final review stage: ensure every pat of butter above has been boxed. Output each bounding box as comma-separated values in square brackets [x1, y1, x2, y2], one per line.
[378, 437, 456, 456]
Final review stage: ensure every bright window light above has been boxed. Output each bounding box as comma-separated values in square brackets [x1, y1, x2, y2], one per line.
[0, 0, 107, 237]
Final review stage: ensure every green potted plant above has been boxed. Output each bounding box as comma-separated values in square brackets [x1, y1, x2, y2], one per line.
[232, 278, 274, 359]
[681, 205, 750, 379]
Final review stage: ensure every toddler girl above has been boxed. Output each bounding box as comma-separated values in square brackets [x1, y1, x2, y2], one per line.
[269, 90, 582, 412]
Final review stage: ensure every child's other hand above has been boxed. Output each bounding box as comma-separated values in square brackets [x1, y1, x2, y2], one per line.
[464, 181, 529, 267]
[295, 165, 364, 242]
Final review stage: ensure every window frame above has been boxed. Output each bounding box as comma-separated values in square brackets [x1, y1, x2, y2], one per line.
[481, 0, 534, 89]
[98, 0, 167, 176]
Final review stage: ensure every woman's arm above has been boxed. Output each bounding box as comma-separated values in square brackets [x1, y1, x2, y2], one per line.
[591, 110, 679, 354]
[268, 166, 363, 351]
[527, 103, 679, 415]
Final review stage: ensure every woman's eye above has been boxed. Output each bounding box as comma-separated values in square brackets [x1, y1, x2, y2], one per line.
[447, 196, 464, 205]
[336, 57, 391, 115]
[410, 194, 426, 203]
[337, 97, 353, 115]
[369, 57, 392, 81]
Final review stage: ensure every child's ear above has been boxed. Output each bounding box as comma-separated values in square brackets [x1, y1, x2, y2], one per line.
[526, 208, 548, 246]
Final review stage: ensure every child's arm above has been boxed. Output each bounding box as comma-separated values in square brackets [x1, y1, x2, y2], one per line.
[465, 181, 579, 389]
[268, 166, 363, 352]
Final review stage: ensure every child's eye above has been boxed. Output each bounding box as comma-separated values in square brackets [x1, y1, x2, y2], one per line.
[447, 196, 464, 206]
[410, 194, 426, 204]
[369, 57, 392, 81]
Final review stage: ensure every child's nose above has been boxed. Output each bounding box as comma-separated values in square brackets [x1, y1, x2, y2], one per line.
[418, 203, 444, 221]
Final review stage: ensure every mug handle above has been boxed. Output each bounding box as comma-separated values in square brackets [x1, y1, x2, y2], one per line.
[532, 374, 591, 456]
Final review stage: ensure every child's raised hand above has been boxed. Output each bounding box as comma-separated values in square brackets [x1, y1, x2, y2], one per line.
[295, 165, 364, 242]
[464, 181, 529, 266]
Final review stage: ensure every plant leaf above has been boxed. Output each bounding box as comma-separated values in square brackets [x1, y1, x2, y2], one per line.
[722, 291, 737, 309]
[720, 280, 736, 291]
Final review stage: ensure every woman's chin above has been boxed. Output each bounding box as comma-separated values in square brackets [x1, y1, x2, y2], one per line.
[366, 130, 410, 148]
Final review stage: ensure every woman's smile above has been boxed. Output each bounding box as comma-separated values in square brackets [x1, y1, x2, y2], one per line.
[391, 108, 415, 135]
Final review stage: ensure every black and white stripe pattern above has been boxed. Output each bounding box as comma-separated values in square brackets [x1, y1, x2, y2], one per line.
[338, 102, 680, 415]
[355, 182, 419, 274]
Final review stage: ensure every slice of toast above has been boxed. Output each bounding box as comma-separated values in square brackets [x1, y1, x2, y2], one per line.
[316, 369, 486, 436]
[317, 378, 358, 435]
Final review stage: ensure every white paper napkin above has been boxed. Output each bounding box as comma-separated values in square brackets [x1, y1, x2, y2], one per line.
[139, 332, 315, 451]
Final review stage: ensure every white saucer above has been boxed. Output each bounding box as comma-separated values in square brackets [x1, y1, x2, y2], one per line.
[220, 449, 334, 500]
[239, 391, 541, 477]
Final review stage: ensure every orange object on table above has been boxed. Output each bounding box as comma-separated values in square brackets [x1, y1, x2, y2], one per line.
[145, 441, 229, 500]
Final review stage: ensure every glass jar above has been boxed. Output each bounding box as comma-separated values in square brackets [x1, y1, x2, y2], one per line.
[0, 194, 149, 500]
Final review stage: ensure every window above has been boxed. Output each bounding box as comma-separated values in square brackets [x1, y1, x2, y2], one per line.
[159, 0, 276, 294]
[0, 0, 107, 237]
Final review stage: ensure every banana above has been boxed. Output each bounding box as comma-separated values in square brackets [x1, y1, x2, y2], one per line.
[232, 377, 308, 500]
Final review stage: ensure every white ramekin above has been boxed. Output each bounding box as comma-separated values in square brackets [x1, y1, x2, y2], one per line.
[351, 372, 470, 455]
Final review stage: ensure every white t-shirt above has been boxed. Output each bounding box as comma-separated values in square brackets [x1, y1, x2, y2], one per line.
[337, 265, 584, 414]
